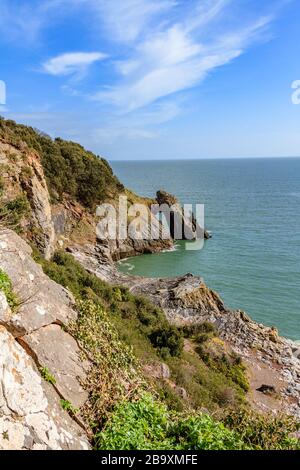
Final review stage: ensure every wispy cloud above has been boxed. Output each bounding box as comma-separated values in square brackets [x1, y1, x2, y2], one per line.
[0, 0, 70, 43]
[0, 0, 285, 142]
[91, 1, 274, 113]
[85, 0, 177, 43]
[43, 52, 107, 77]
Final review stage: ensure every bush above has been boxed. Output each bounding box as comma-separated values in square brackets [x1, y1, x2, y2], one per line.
[68, 299, 141, 426]
[223, 409, 300, 450]
[0, 195, 30, 231]
[96, 393, 246, 450]
[38, 251, 184, 358]
[96, 394, 173, 450]
[181, 322, 216, 337]
[149, 326, 184, 358]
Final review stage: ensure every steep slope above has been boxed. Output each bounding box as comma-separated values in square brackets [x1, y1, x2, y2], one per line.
[0, 118, 173, 259]
[0, 117, 299, 450]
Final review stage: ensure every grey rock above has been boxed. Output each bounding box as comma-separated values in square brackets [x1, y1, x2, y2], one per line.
[0, 230, 76, 336]
[22, 324, 89, 409]
[0, 326, 89, 450]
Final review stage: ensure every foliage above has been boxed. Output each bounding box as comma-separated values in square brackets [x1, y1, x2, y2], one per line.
[0, 117, 124, 210]
[0, 269, 18, 310]
[223, 408, 300, 450]
[60, 399, 78, 415]
[96, 393, 246, 450]
[0, 194, 30, 232]
[149, 326, 183, 358]
[35, 251, 250, 416]
[171, 414, 246, 450]
[68, 299, 143, 427]
[195, 340, 249, 393]
[37, 251, 183, 359]
[39, 366, 56, 385]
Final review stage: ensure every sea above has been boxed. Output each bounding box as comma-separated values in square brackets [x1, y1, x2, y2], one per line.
[111, 158, 300, 341]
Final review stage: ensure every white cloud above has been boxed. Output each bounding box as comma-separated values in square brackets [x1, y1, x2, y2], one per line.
[93, 127, 157, 143]
[87, 0, 177, 43]
[43, 52, 107, 77]
[0, 0, 283, 132]
[93, 5, 273, 112]
[0, 0, 75, 43]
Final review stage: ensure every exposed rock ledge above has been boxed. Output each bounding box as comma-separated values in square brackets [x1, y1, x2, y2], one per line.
[0, 230, 90, 450]
[69, 242, 300, 420]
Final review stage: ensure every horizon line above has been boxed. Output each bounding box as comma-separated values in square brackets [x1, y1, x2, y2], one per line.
[109, 155, 300, 162]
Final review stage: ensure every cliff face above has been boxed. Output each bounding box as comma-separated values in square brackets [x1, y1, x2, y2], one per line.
[0, 124, 174, 261]
[0, 230, 89, 450]
[0, 119, 299, 449]
[0, 141, 55, 259]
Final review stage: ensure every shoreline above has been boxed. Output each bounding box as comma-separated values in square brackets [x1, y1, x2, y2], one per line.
[116, 243, 299, 344]
[68, 241, 300, 419]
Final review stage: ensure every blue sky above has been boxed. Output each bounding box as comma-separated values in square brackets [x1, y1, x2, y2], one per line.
[0, 0, 300, 160]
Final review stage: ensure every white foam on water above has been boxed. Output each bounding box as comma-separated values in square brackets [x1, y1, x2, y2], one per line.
[121, 262, 135, 271]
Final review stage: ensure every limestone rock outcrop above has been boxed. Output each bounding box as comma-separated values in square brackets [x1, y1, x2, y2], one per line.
[156, 190, 211, 240]
[0, 326, 89, 450]
[0, 229, 90, 450]
[0, 142, 56, 259]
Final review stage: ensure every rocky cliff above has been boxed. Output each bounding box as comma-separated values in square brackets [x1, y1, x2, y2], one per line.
[0, 230, 89, 450]
[0, 118, 299, 450]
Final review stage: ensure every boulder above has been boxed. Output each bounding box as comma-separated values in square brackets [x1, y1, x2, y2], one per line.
[256, 384, 277, 396]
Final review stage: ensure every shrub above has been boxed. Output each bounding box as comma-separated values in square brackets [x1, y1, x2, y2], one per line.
[0, 195, 30, 231]
[181, 322, 216, 337]
[96, 394, 173, 450]
[96, 393, 246, 450]
[0, 269, 18, 310]
[149, 326, 184, 358]
[223, 409, 300, 450]
[68, 300, 142, 426]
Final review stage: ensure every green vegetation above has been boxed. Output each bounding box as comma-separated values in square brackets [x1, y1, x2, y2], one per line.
[0, 193, 30, 232]
[223, 408, 300, 451]
[0, 269, 18, 310]
[39, 366, 56, 385]
[36, 250, 248, 413]
[0, 117, 123, 209]
[60, 399, 79, 415]
[68, 299, 142, 426]
[35, 250, 300, 450]
[1, 116, 299, 450]
[36, 250, 184, 360]
[98, 393, 300, 451]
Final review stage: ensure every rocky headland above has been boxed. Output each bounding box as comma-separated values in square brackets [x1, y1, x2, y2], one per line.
[0, 118, 299, 450]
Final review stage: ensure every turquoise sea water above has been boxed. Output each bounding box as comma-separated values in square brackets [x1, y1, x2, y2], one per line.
[111, 159, 300, 341]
